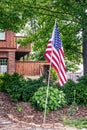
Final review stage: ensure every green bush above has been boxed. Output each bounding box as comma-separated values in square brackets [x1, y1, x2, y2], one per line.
[3, 74, 46, 102]
[0, 74, 4, 91]
[60, 78, 87, 106]
[6, 73, 25, 101]
[75, 83, 87, 105]
[0, 73, 12, 92]
[0, 72, 24, 92]
[21, 77, 46, 102]
[77, 74, 87, 85]
[30, 86, 66, 113]
[59, 79, 77, 104]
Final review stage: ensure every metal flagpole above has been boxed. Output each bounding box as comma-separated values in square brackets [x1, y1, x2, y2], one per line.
[43, 51, 53, 123]
[43, 20, 56, 123]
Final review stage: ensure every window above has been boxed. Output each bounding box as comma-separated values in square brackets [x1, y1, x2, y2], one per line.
[0, 59, 7, 74]
[0, 32, 5, 40]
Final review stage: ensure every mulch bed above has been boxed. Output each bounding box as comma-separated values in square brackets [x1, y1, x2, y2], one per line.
[0, 92, 87, 125]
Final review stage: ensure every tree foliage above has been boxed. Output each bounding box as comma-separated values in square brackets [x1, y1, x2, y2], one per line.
[1, 0, 87, 73]
[0, 0, 36, 32]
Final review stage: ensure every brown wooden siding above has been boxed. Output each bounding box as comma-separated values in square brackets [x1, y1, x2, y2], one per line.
[16, 61, 49, 76]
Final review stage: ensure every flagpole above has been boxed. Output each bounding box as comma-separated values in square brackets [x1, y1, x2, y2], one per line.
[43, 47, 53, 123]
[43, 55, 52, 123]
[43, 19, 67, 123]
[43, 20, 57, 123]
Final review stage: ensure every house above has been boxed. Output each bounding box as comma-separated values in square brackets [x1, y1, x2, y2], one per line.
[0, 30, 49, 76]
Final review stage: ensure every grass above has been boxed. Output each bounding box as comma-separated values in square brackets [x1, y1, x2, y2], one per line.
[64, 117, 87, 129]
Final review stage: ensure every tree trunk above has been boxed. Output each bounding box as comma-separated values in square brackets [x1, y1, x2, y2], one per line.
[82, 21, 87, 75]
[83, 41, 87, 75]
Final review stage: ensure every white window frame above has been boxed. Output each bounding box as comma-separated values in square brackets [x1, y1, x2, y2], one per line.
[0, 32, 5, 40]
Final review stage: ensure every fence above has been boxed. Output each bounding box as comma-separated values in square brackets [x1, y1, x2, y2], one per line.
[16, 61, 83, 82]
[16, 61, 49, 76]
[66, 71, 83, 82]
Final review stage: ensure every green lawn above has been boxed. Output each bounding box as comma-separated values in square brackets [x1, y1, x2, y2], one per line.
[64, 118, 87, 129]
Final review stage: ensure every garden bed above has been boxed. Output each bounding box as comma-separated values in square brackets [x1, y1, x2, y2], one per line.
[0, 92, 87, 125]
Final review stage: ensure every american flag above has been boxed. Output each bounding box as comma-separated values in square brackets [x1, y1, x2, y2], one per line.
[44, 22, 67, 86]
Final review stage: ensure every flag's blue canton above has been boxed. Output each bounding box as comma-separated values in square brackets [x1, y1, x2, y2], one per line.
[53, 24, 62, 51]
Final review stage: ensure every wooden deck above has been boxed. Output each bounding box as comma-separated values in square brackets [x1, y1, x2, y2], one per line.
[16, 44, 31, 52]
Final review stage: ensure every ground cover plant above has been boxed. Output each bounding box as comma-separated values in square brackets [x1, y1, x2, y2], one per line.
[64, 118, 87, 129]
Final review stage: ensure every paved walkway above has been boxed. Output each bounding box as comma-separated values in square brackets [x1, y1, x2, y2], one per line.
[0, 113, 78, 130]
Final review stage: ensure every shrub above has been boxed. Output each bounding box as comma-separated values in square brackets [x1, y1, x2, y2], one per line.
[77, 74, 87, 85]
[0, 72, 24, 92]
[0, 73, 46, 102]
[59, 79, 77, 104]
[60, 78, 87, 106]
[30, 86, 66, 113]
[6, 76, 42, 102]
[0, 74, 4, 91]
[0, 73, 11, 92]
[21, 77, 46, 101]
[3, 73, 45, 101]
[75, 83, 87, 105]
[6, 73, 25, 101]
